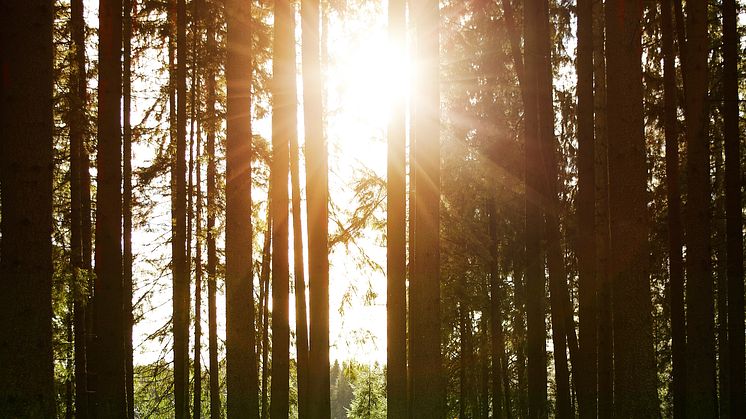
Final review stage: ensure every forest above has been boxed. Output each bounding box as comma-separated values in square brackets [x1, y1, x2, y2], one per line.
[0, 0, 745, 417]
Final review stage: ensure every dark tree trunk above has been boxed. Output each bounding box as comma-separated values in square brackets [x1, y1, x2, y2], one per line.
[682, 0, 716, 415]
[592, 3, 613, 415]
[387, 0, 407, 416]
[122, 0, 135, 416]
[270, 0, 293, 414]
[69, 0, 91, 415]
[409, 0, 444, 416]
[576, 0, 597, 415]
[301, 0, 332, 415]
[662, 0, 686, 416]
[193, 35, 204, 416]
[605, 0, 659, 415]
[723, 0, 745, 415]
[225, 0, 259, 414]
[523, 0, 548, 415]
[205, 1, 221, 417]
[173, 0, 191, 416]
[0, 3, 55, 416]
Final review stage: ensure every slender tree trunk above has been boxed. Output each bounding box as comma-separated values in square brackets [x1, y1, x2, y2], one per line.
[260, 214, 272, 419]
[122, 0, 135, 416]
[662, 0, 686, 416]
[290, 6, 310, 415]
[270, 0, 293, 414]
[91, 0, 127, 414]
[69, 0, 90, 415]
[682, 0, 716, 415]
[605, 1, 659, 415]
[173, 0, 191, 416]
[723, 0, 745, 415]
[205, 1, 221, 416]
[387, 0, 407, 416]
[409, 0, 444, 416]
[301, 0, 331, 415]
[576, 0, 597, 415]
[193, 54, 204, 417]
[487, 197, 506, 419]
[522, 0, 548, 415]
[225, 0, 259, 414]
[0, 3, 55, 415]
[591, 3, 613, 415]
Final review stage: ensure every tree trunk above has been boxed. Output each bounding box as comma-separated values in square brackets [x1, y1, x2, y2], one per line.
[69, 0, 91, 415]
[487, 197, 508, 419]
[122, 0, 135, 416]
[591, 3, 613, 416]
[205, 1, 221, 416]
[193, 43, 204, 417]
[387, 0, 407, 416]
[576, 0, 597, 415]
[662, 0, 686, 416]
[270, 0, 293, 414]
[714, 124, 729, 419]
[301, 0, 332, 415]
[682, 0, 716, 415]
[173, 0, 191, 416]
[0, 2, 55, 416]
[225, 0, 259, 414]
[290, 6, 310, 415]
[605, 1, 659, 415]
[723, 0, 745, 415]
[522, 0, 548, 415]
[260, 213, 272, 419]
[409, 0, 444, 416]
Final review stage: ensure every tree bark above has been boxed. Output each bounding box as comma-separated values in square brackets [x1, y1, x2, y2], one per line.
[387, 0, 408, 416]
[122, 0, 135, 416]
[301, 0, 331, 415]
[682, 0, 716, 415]
[205, 1, 221, 416]
[0, 0, 56, 416]
[270, 0, 293, 414]
[576, 0, 597, 415]
[409, 0, 444, 416]
[225, 0, 259, 414]
[487, 198, 508, 418]
[605, 0, 659, 415]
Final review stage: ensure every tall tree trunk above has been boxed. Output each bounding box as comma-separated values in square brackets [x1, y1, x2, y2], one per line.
[259, 213, 272, 419]
[193, 41, 204, 416]
[122, 0, 135, 416]
[286, 6, 310, 418]
[591, 3, 612, 415]
[662, 0, 686, 416]
[270, 0, 293, 414]
[301, 0, 331, 415]
[0, 2, 55, 416]
[487, 197, 507, 418]
[605, 0, 659, 415]
[714, 126, 729, 419]
[522, 0, 548, 415]
[682, 0, 716, 415]
[173, 0, 191, 416]
[387, 0, 407, 416]
[92, 0, 127, 414]
[69, 0, 91, 415]
[723, 0, 745, 415]
[576, 0, 597, 415]
[225, 0, 259, 415]
[204, 1, 221, 416]
[409, 0, 444, 416]
[513, 261, 528, 419]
